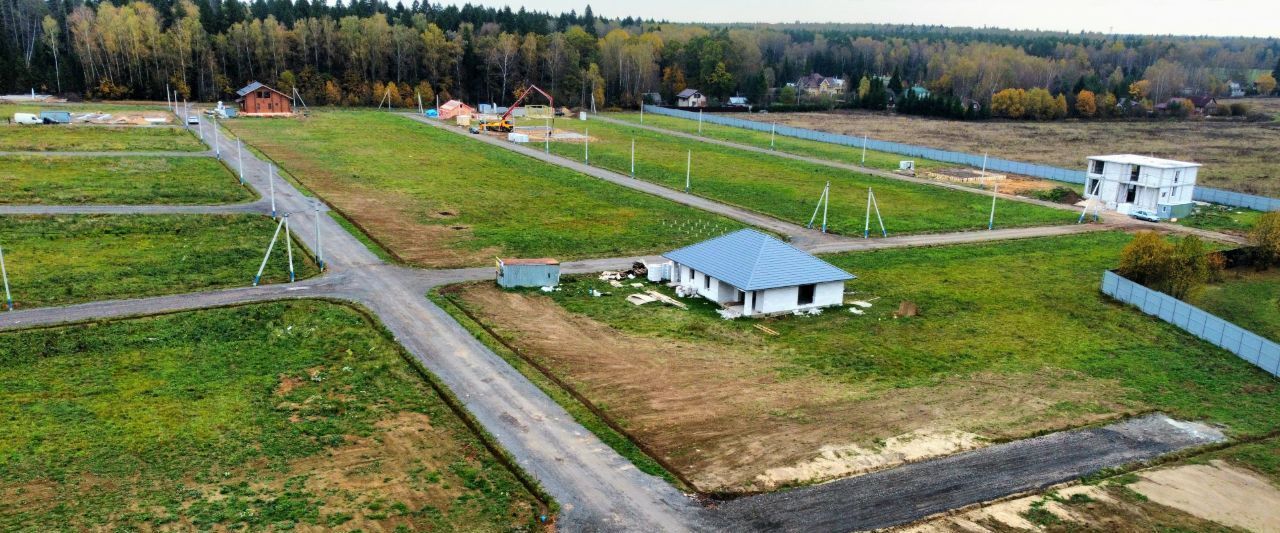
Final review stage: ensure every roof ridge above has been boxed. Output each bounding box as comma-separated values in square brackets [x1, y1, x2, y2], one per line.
[743, 232, 771, 290]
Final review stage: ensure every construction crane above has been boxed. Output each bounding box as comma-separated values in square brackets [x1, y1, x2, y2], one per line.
[477, 85, 553, 133]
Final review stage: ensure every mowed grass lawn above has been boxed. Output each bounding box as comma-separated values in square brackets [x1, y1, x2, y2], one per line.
[0, 301, 542, 530]
[0, 125, 205, 152]
[0, 156, 253, 204]
[447, 232, 1280, 492]
[604, 111, 951, 173]
[546, 117, 1074, 235]
[0, 215, 315, 308]
[226, 110, 743, 268]
[1188, 267, 1280, 343]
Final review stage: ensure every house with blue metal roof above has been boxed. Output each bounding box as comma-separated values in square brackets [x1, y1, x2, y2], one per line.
[663, 229, 854, 317]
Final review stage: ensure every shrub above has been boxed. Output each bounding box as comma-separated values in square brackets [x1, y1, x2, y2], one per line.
[1249, 212, 1280, 268]
[1118, 232, 1213, 298]
[1229, 102, 1250, 116]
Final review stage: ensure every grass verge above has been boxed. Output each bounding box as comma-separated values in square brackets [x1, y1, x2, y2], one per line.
[0, 125, 205, 152]
[0, 155, 253, 204]
[0, 214, 317, 308]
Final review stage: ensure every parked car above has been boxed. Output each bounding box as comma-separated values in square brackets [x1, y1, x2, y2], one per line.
[13, 113, 42, 125]
[186, 115, 200, 125]
[1130, 209, 1161, 222]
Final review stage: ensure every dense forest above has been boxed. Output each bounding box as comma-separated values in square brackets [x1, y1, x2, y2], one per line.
[2, 0, 1279, 115]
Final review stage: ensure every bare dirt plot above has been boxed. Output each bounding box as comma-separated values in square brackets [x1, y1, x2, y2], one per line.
[1130, 460, 1280, 532]
[905, 484, 1237, 532]
[447, 282, 1131, 494]
[766, 109, 1280, 196]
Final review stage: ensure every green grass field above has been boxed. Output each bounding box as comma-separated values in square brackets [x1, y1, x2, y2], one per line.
[1188, 268, 1280, 343]
[446, 232, 1280, 491]
[604, 111, 950, 173]
[542, 116, 1075, 235]
[0, 155, 253, 205]
[0, 301, 542, 530]
[0, 214, 315, 308]
[545, 232, 1280, 432]
[224, 110, 743, 268]
[1179, 204, 1264, 235]
[0, 125, 205, 152]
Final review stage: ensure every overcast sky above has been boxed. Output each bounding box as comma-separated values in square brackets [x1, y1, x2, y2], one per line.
[451, 0, 1279, 38]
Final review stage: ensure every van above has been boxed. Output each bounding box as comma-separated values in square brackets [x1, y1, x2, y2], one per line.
[13, 113, 41, 125]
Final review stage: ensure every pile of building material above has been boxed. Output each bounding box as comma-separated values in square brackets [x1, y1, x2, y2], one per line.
[924, 167, 1006, 184]
[627, 290, 687, 309]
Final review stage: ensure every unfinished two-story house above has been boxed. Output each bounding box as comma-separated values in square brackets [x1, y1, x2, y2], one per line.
[1083, 154, 1200, 219]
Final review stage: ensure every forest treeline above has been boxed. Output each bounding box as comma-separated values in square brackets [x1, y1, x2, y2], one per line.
[2, 0, 1279, 114]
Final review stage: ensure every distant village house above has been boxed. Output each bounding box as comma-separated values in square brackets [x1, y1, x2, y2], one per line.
[676, 88, 707, 108]
[797, 73, 845, 96]
[235, 81, 292, 116]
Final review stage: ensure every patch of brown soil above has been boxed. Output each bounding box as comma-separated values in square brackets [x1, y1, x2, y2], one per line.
[183, 410, 531, 531]
[456, 284, 1133, 493]
[251, 139, 499, 267]
[905, 483, 1239, 532]
[1130, 460, 1280, 532]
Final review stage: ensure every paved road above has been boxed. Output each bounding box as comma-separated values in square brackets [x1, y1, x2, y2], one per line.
[593, 114, 1247, 246]
[0, 112, 1241, 532]
[716, 414, 1225, 532]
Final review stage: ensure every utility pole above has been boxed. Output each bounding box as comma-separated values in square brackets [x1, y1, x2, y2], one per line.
[685, 150, 691, 193]
[989, 183, 999, 230]
[284, 214, 295, 282]
[821, 182, 830, 233]
[630, 138, 635, 178]
[771, 122, 776, 150]
[864, 187, 872, 239]
[212, 115, 220, 159]
[698, 109, 703, 134]
[544, 117, 550, 154]
[253, 216, 286, 286]
[237, 139, 244, 183]
[584, 128, 589, 164]
[182, 99, 189, 131]
[314, 201, 324, 270]
[269, 165, 277, 218]
[980, 152, 988, 188]
[861, 134, 868, 166]
[165, 83, 171, 110]
[640, 102, 644, 123]
[0, 241, 11, 311]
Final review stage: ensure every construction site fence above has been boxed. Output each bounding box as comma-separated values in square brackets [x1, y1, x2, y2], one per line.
[1102, 270, 1280, 378]
[641, 105, 1280, 212]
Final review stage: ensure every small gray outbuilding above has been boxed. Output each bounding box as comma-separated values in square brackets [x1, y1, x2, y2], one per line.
[496, 258, 560, 288]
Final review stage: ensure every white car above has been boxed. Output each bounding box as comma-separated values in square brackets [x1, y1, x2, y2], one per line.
[1130, 209, 1161, 223]
[186, 115, 200, 125]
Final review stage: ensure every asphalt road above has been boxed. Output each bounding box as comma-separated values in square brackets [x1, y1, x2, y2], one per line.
[715, 414, 1225, 532]
[0, 111, 1245, 532]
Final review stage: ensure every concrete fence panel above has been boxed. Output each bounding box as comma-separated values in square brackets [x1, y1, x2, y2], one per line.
[643, 105, 1278, 211]
[1101, 270, 1280, 378]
